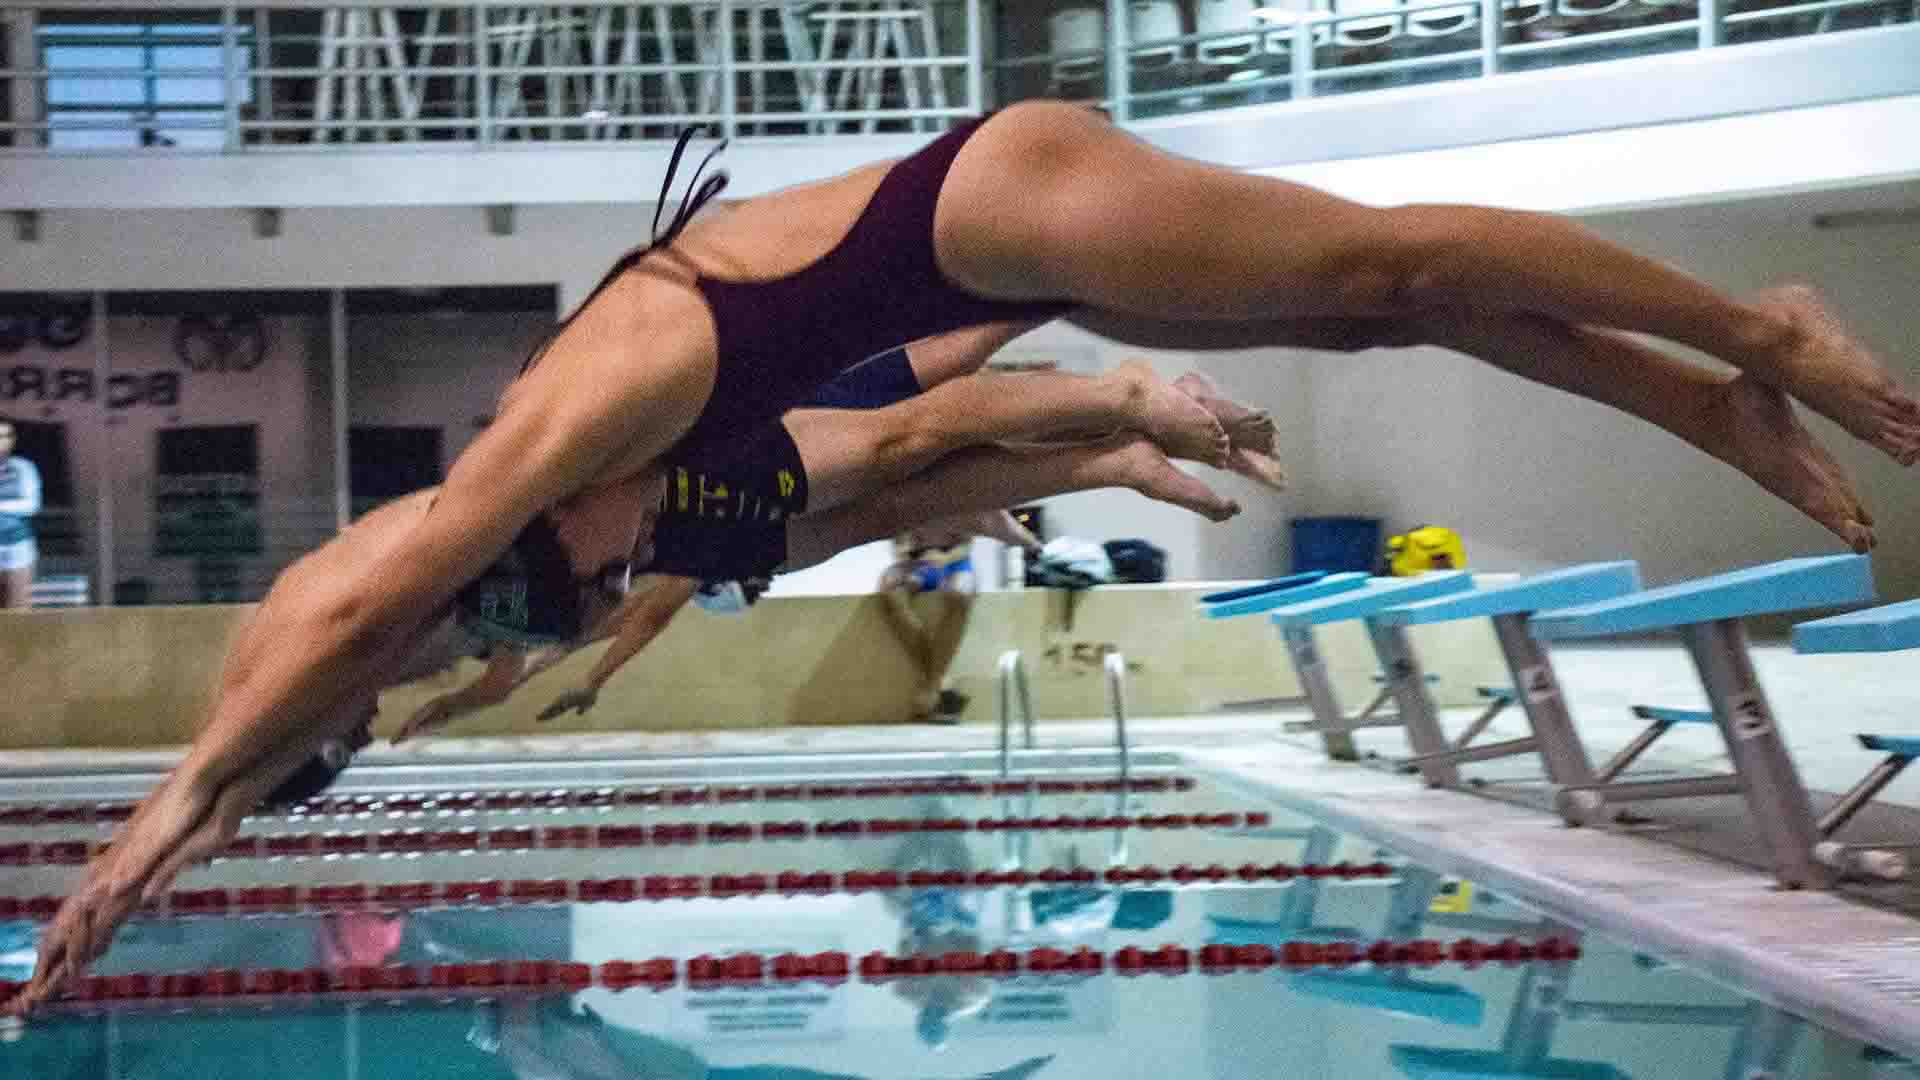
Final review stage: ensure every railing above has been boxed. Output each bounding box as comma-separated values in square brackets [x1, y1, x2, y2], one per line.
[48, 491, 343, 605]
[996, 648, 1035, 779]
[1105, 649, 1133, 802]
[1000, 0, 1916, 123]
[0, 0, 983, 151]
[0, 0, 1909, 153]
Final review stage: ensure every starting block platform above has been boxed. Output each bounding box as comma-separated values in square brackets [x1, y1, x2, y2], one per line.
[1376, 562, 1641, 790]
[1528, 555, 1872, 641]
[1793, 596, 1920, 655]
[1201, 572, 1368, 620]
[1532, 554, 1876, 889]
[1266, 572, 1475, 772]
[1789, 598, 1920, 881]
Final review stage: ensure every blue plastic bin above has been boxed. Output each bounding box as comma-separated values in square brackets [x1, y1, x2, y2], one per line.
[1290, 516, 1382, 575]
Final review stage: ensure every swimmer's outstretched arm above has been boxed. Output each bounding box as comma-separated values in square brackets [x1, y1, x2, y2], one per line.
[898, 318, 1044, 389]
[12, 308, 699, 1012]
[395, 574, 702, 737]
[392, 649, 531, 745]
[537, 574, 700, 721]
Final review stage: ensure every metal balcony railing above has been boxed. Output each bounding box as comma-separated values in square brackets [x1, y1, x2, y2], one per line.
[0, 1, 983, 151]
[0, 0, 1909, 153]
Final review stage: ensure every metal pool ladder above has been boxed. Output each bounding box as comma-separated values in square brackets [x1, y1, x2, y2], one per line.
[995, 647, 1135, 789]
[997, 649, 1036, 778]
[997, 647, 1137, 869]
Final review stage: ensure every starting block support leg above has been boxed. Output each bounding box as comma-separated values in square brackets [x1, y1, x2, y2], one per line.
[1682, 619, 1826, 889]
[1368, 622, 1458, 788]
[1281, 624, 1358, 761]
[1490, 611, 1599, 788]
[1817, 751, 1917, 839]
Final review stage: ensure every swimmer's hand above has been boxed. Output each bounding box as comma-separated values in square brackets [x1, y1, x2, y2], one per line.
[7, 767, 243, 1015]
[538, 687, 599, 722]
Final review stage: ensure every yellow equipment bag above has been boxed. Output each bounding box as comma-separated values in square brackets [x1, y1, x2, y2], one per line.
[1387, 526, 1467, 576]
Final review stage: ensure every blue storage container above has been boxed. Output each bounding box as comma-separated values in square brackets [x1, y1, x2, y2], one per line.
[1290, 516, 1382, 574]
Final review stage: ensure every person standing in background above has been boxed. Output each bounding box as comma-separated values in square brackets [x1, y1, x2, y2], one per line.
[0, 421, 41, 610]
[880, 516, 1033, 724]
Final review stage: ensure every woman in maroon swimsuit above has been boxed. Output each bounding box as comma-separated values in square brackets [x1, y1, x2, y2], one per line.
[14, 101, 1917, 1012]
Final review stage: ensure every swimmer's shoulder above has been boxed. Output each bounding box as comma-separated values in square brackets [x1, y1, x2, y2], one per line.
[670, 160, 899, 283]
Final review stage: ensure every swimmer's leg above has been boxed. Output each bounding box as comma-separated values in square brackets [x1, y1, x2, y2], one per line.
[1417, 309, 1875, 552]
[784, 436, 1237, 570]
[937, 101, 1919, 463]
[1065, 307, 1876, 547]
[785, 365, 1229, 512]
[902, 319, 1047, 390]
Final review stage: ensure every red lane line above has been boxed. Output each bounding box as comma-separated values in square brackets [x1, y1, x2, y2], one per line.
[0, 775, 1202, 828]
[0, 937, 1582, 1012]
[0, 859, 1396, 922]
[0, 811, 1279, 868]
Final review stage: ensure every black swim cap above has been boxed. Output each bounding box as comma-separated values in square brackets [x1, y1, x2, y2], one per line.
[454, 514, 587, 646]
[263, 720, 373, 809]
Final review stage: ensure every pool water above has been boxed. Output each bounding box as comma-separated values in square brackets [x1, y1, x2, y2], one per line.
[2, 769, 1915, 1079]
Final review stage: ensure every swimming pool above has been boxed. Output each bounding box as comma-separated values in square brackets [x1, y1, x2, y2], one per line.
[3, 748, 1917, 1078]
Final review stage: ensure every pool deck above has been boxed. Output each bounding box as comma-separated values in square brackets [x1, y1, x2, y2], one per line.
[1187, 738, 1920, 1065]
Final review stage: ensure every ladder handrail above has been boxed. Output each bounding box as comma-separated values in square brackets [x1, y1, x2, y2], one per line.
[996, 648, 1035, 778]
[1105, 649, 1132, 801]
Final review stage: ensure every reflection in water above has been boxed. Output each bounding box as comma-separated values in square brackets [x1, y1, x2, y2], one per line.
[881, 797, 1168, 1052]
[3, 802, 1913, 1079]
[494, 997, 1054, 1080]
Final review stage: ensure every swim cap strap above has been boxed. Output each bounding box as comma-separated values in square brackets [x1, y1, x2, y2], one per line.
[650, 126, 731, 250]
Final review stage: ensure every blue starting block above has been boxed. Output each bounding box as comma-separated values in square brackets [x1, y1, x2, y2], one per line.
[1863, 734, 1920, 757]
[1530, 555, 1875, 890]
[1390, 948, 1801, 1080]
[1264, 572, 1475, 772]
[1381, 562, 1641, 630]
[1373, 562, 1642, 790]
[1793, 596, 1920, 654]
[1576, 705, 1724, 795]
[1528, 555, 1872, 641]
[1201, 572, 1368, 619]
[1201, 571, 1331, 606]
[1787, 601, 1920, 881]
[1629, 705, 1714, 727]
[1390, 1046, 1627, 1080]
[1295, 973, 1486, 1029]
[1269, 571, 1475, 630]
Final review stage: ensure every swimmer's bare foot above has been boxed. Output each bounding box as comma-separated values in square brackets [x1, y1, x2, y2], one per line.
[1749, 285, 1920, 466]
[1100, 435, 1240, 522]
[1226, 446, 1288, 491]
[1172, 372, 1275, 451]
[1686, 374, 1875, 553]
[1174, 372, 1287, 491]
[1114, 360, 1230, 467]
